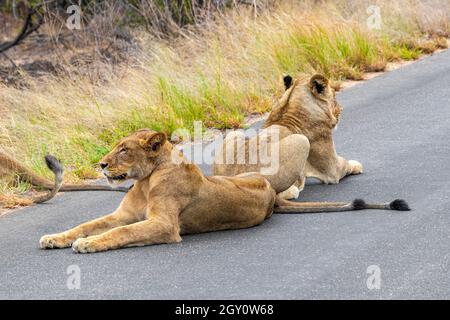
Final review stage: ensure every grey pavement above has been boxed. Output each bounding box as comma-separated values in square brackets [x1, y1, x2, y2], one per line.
[1, 49, 450, 299]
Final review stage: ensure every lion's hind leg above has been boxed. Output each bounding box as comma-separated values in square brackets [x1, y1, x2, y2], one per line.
[265, 133, 309, 197]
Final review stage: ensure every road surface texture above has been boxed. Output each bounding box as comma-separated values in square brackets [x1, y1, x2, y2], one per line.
[1, 49, 450, 300]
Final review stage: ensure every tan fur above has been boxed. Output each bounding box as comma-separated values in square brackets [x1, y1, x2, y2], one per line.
[40, 129, 386, 253]
[212, 74, 363, 198]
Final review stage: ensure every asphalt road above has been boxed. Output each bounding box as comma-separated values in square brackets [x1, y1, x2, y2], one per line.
[1, 49, 450, 300]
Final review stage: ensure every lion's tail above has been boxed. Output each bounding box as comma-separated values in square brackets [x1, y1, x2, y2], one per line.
[0, 152, 128, 194]
[274, 197, 410, 213]
[32, 155, 64, 203]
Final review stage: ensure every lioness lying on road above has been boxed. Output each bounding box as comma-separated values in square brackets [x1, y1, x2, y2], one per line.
[213, 74, 363, 200]
[40, 129, 409, 253]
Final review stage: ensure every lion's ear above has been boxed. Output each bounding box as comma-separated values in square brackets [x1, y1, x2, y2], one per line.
[140, 132, 167, 156]
[283, 75, 293, 90]
[309, 74, 330, 99]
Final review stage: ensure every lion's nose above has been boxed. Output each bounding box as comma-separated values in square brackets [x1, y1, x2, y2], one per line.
[100, 162, 108, 169]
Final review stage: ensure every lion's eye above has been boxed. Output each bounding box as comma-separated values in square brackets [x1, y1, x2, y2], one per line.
[119, 148, 127, 154]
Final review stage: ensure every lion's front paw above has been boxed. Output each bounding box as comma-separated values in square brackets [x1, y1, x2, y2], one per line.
[348, 160, 363, 175]
[40, 233, 73, 249]
[72, 238, 100, 254]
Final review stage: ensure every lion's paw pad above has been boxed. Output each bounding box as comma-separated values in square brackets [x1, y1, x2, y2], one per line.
[72, 239, 96, 254]
[349, 160, 363, 174]
[278, 185, 300, 200]
[39, 234, 71, 249]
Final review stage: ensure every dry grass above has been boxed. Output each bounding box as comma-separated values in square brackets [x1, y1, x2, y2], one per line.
[0, 194, 33, 209]
[0, 176, 33, 209]
[0, 0, 449, 206]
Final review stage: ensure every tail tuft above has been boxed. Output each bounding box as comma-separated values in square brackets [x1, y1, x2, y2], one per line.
[44, 154, 64, 176]
[389, 199, 410, 211]
[33, 155, 64, 204]
[283, 75, 293, 89]
[352, 198, 366, 210]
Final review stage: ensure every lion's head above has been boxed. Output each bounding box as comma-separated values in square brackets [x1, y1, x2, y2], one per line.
[99, 129, 168, 184]
[264, 74, 342, 137]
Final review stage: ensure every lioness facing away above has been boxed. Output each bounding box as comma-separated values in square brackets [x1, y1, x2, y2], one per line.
[40, 129, 409, 253]
[213, 74, 363, 200]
